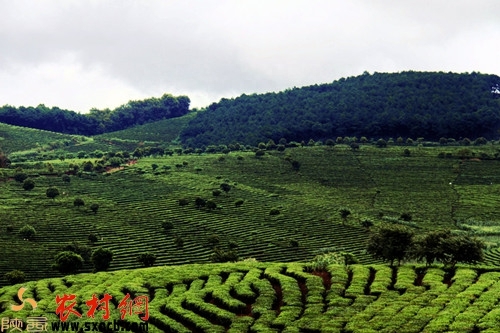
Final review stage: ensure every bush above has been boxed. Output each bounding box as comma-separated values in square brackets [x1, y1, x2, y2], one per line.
[46, 187, 60, 200]
[210, 248, 239, 263]
[161, 221, 174, 231]
[206, 200, 217, 210]
[269, 208, 280, 215]
[212, 189, 221, 197]
[308, 252, 359, 270]
[14, 172, 28, 183]
[74, 198, 85, 208]
[61, 174, 71, 183]
[19, 224, 36, 240]
[90, 203, 99, 214]
[62, 241, 92, 262]
[53, 251, 84, 274]
[22, 179, 35, 191]
[220, 183, 231, 193]
[234, 199, 244, 207]
[400, 212, 412, 221]
[88, 233, 99, 243]
[178, 198, 189, 206]
[4, 270, 26, 285]
[91, 248, 113, 272]
[208, 234, 220, 246]
[137, 252, 157, 267]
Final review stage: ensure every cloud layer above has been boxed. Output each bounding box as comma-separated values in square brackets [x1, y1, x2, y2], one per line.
[1, 0, 499, 112]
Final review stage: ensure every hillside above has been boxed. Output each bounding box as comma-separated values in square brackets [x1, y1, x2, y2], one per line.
[180, 71, 500, 147]
[1, 144, 500, 286]
[1, 262, 500, 332]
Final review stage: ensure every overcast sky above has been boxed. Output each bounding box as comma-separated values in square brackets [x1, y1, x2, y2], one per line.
[0, 0, 499, 113]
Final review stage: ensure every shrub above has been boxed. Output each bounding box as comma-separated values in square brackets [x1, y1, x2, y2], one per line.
[174, 236, 184, 247]
[46, 187, 60, 200]
[22, 179, 35, 191]
[376, 139, 387, 148]
[14, 172, 28, 183]
[138, 252, 157, 267]
[220, 183, 231, 193]
[210, 248, 239, 263]
[206, 200, 217, 210]
[255, 150, 265, 158]
[195, 197, 206, 208]
[91, 248, 113, 272]
[90, 203, 99, 214]
[289, 239, 299, 247]
[4, 270, 26, 285]
[74, 198, 85, 208]
[88, 233, 98, 243]
[161, 221, 174, 231]
[53, 251, 84, 274]
[19, 224, 36, 240]
[212, 189, 221, 197]
[61, 174, 71, 183]
[400, 212, 412, 221]
[208, 234, 220, 246]
[62, 241, 92, 262]
[269, 208, 280, 215]
[234, 199, 244, 207]
[178, 198, 189, 206]
[361, 219, 374, 228]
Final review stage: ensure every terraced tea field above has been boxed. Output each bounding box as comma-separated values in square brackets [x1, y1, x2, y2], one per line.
[1, 262, 500, 332]
[1, 145, 500, 286]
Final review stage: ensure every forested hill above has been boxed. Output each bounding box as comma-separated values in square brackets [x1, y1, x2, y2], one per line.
[180, 71, 500, 147]
[0, 93, 190, 135]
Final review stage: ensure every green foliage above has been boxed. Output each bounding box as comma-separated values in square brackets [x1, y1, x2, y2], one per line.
[88, 233, 98, 243]
[61, 174, 71, 183]
[22, 178, 35, 191]
[367, 224, 414, 266]
[91, 247, 113, 272]
[4, 270, 26, 285]
[90, 203, 99, 214]
[308, 252, 359, 270]
[46, 187, 60, 200]
[19, 224, 36, 240]
[53, 251, 84, 274]
[14, 172, 28, 182]
[210, 247, 239, 263]
[269, 208, 280, 216]
[181, 72, 500, 147]
[62, 241, 92, 262]
[161, 220, 174, 231]
[137, 252, 157, 267]
[73, 198, 85, 208]
[220, 182, 231, 193]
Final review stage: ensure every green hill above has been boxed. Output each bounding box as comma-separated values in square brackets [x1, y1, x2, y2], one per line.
[1, 144, 500, 286]
[180, 71, 500, 147]
[1, 262, 500, 332]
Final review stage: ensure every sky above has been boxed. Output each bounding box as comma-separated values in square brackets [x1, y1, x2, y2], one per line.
[0, 0, 499, 113]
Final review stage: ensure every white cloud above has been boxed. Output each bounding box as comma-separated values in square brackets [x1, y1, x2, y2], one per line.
[0, 0, 499, 112]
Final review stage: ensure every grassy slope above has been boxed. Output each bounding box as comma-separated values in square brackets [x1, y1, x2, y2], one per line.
[1, 144, 500, 287]
[1, 262, 500, 332]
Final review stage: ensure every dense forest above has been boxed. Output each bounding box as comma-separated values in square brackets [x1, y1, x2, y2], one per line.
[180, 71, 500, 147]
[0, 93, 190, 135]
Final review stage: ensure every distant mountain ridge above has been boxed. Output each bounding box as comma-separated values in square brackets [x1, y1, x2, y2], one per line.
[180, 71, 500, 147]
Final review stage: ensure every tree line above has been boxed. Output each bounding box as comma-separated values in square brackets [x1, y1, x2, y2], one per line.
[180, 71, 500, 147]
[0, 94, 190, 135]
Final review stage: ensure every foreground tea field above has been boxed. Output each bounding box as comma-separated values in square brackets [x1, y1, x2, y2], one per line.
[1, 262, 500, 333]
[1, 145, 500, 285]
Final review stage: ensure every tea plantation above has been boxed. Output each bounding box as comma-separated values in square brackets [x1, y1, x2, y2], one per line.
[2, 263, 500, 332]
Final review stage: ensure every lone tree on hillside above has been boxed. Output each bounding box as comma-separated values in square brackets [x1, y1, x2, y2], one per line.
[19, 224, 36, 240]
[4, 270, 26, 285]
[52, 251, 84, 274]
[339, 208, 351, 225]
[46, 187, 60, 200]
[220, 183, 231, 193]
[74, 198, 85, 209]
[22, 179, 35, 191]
[91, 248, 113, 272]
[411, 229, 485, 267]
[137, 252, 157, 267]
[367, 224, 414, 266]
[90, 203, 99, 214]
